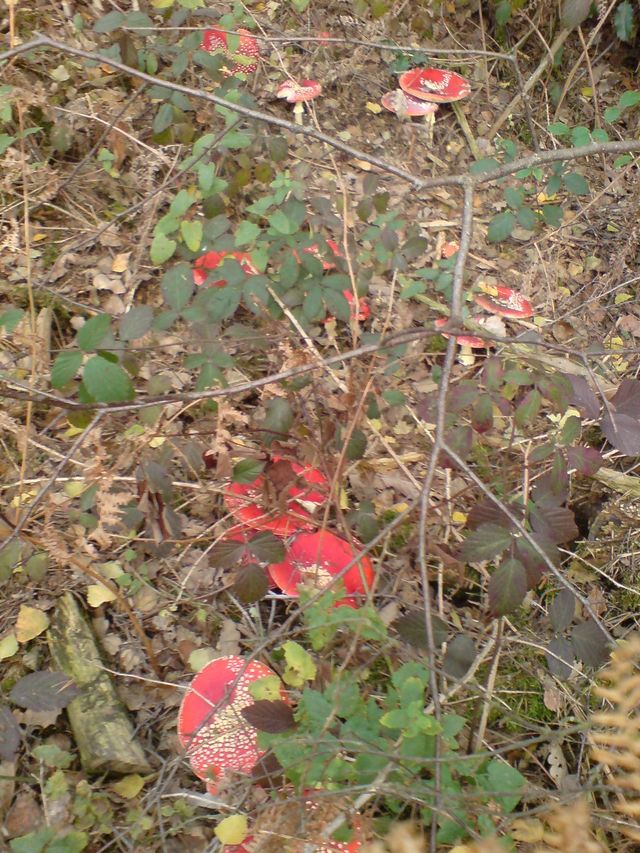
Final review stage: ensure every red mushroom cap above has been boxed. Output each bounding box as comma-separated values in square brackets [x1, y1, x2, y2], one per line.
[177, 656, 287, 791]
[434, 317, 485, 349]
[473, 284, 533, 319]
[267, 530, 374, 598]
[441, 241, 460, 259]
[224, 461, 329, 536]
[201, 27, 260, 76]
[380, 89, 439, 117]
[276, 79, 322, 103]
[399, 68, 471, 104]
[193, 251, 259, 287]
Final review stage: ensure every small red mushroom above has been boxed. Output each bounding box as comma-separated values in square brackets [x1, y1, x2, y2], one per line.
[441, 241, 460, 259]
[473, 283, 533, 319]
[177, 655, 287, 793]
[434, 317, 485, 349]
[399, 68, 471, 104]
[268, 530, 374, 599]
[193, 251, 259, 287]
[224, 461, 329, 537]
[201, 27, 260, 77]
[276, 79, 322, 124]
[381, 88, 439, 119]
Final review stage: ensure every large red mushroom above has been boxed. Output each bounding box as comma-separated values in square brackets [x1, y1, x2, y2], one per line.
[177, 655, 287, 794]
[193, 250, 259, 287]
[473, 283, 533, 319]
[268, 530, 374, 600]
[398, 67, 472, 151]
[224, 460, 329, 537]
[201, 28, 260, 77]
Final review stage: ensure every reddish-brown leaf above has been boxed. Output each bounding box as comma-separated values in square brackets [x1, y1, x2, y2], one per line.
[241, 700, 295, 733]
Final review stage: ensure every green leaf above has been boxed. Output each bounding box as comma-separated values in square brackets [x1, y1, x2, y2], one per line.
[604, 106, 622, 123]
[93, 10, 125, 32]
[0, 134, 16, 155]
[469, 157, 500, 175]
[282, 640, 316, 687]
[517, 206, 538, 230]
[262, 398, 293, 445]
[160, 263, 194, 311]
[268, 210, 298, 236]
[488, 558, 528, 616]
[503, 187, 525, 210]
[346, 428, 367, 461]
[547, 121, 570, 137]
[153, 103, 174, 135]
[563, 171, 589, 195]
[0, 307, 24, 332]
[180, 220, 203, 252]
[570, 126, 591, 147]
[485, 759, 526, 812]
[541, 204, 563, 227]
[614, 154, 632, 168]
[232, 459, 265, 484]
[515, 388, 542, 427]
[51, 351, 83, 388]
[235, 221, 261, 246]
[76, 314, 111, 352]
[382, 389, 406, 406]
[460, 523, 512, 562]
[614, 0, 635, 42]
[150, 233, 177, 265]
[118, 306, 154, 341]
[487, 210, 515, 242]
[619, 90, 640, 109]
[82, 356, 134, 403]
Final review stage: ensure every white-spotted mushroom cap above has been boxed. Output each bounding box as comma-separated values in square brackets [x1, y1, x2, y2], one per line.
[201, 27, 260, 77]
[177, 655, 286, 792]
[276, 79, 322, 104]
[267, 530, 374, 599]
[380, 89, 439, 118]
[473, 283, 533, 319]
[399, 68, 471, 104]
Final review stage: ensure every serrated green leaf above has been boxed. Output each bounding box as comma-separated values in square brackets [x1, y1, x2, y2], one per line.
[460, 523, 512, 562]
[160, 263, 194, 311]
[232, 459, 265, 484]
[563, 171, 589, 195]
[93, 10, 125, 32]
[51, 351, 83, 388]
[235, 221, 261, 247]
[82, 356, 134, 402]
[614, 0, 635, 42]
[76, 314, 111, 352]
[503, 187, 525, 210]
[487, 210, 515, 242]
[118, 306, 154, 341]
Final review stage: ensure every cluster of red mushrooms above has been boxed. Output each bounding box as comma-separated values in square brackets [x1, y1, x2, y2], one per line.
[177, 457, 372, 847]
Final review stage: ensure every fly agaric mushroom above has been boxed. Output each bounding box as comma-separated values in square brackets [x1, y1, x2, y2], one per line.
[381, 89, 439, 144]
[276, 79, 322, 124]
[224, 460, 329, 537]
[201, 28, 260, 77]
[177, 655, 287, 793]
[398, 68, 471, 149]
[267, 530, 374, 600]
[435, 316, 485, 367]
[193, 251, 259, 287]
[473, 283, 533, 319]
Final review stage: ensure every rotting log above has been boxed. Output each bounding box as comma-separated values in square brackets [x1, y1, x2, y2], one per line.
[47, 592, 152, 775]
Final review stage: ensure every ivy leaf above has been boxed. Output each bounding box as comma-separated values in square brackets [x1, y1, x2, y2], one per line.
[488, 558, 527, 616]
[459, 523, 513, 562]
[241, 700, 295, 733]
[83, 356, 134, 403]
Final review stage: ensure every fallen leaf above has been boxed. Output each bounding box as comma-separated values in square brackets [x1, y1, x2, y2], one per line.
[15, 606, 50, 643]
[86, 583, 117, 607]
[215, 814, 248, 845]
[110, 774, 145, 799]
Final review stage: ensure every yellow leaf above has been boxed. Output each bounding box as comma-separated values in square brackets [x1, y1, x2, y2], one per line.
[149, 437, 165, 448]
[87, 583, 117, 607]
[581, 87, 593, 97]
[282, 640, 316, 687]
[366, 101, 382, 114]
[215, 815, 248, 845]
[537, 191, 557, 203]
[63, 481, 87, 498]
[111, 774, 145, 799]
[10, 489, 37, 509]
[510, 817, 546, 843]
[249, 675, 282, 701]
[188, 648, 216, 672]
[0, 633, 19, 660]
[15, 606, 50, 643]
[615, 293, 633, 305]
[452, 511, 467, 524]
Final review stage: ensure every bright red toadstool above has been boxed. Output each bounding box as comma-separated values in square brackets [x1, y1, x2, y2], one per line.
[224, 461, 329, 537]
[399, 68, 471, 104]
[267, 530, 374, 599]
[193, 251, 259, 287]
[177, 655, 287, 793]
[381, 88, 439, 119]
[276, 79, 322, 124]
[473, 283, 533, 319]
[434, 317, 485, 349]
[201, 28, 260, 77]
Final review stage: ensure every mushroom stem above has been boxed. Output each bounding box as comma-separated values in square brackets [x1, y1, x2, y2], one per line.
[293, 102, 304, 124]
[422, 111, 435, 146]
[451, 102, 481, 160]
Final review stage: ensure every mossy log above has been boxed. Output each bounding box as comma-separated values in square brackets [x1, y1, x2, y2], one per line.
[47, 592, 152, 775]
